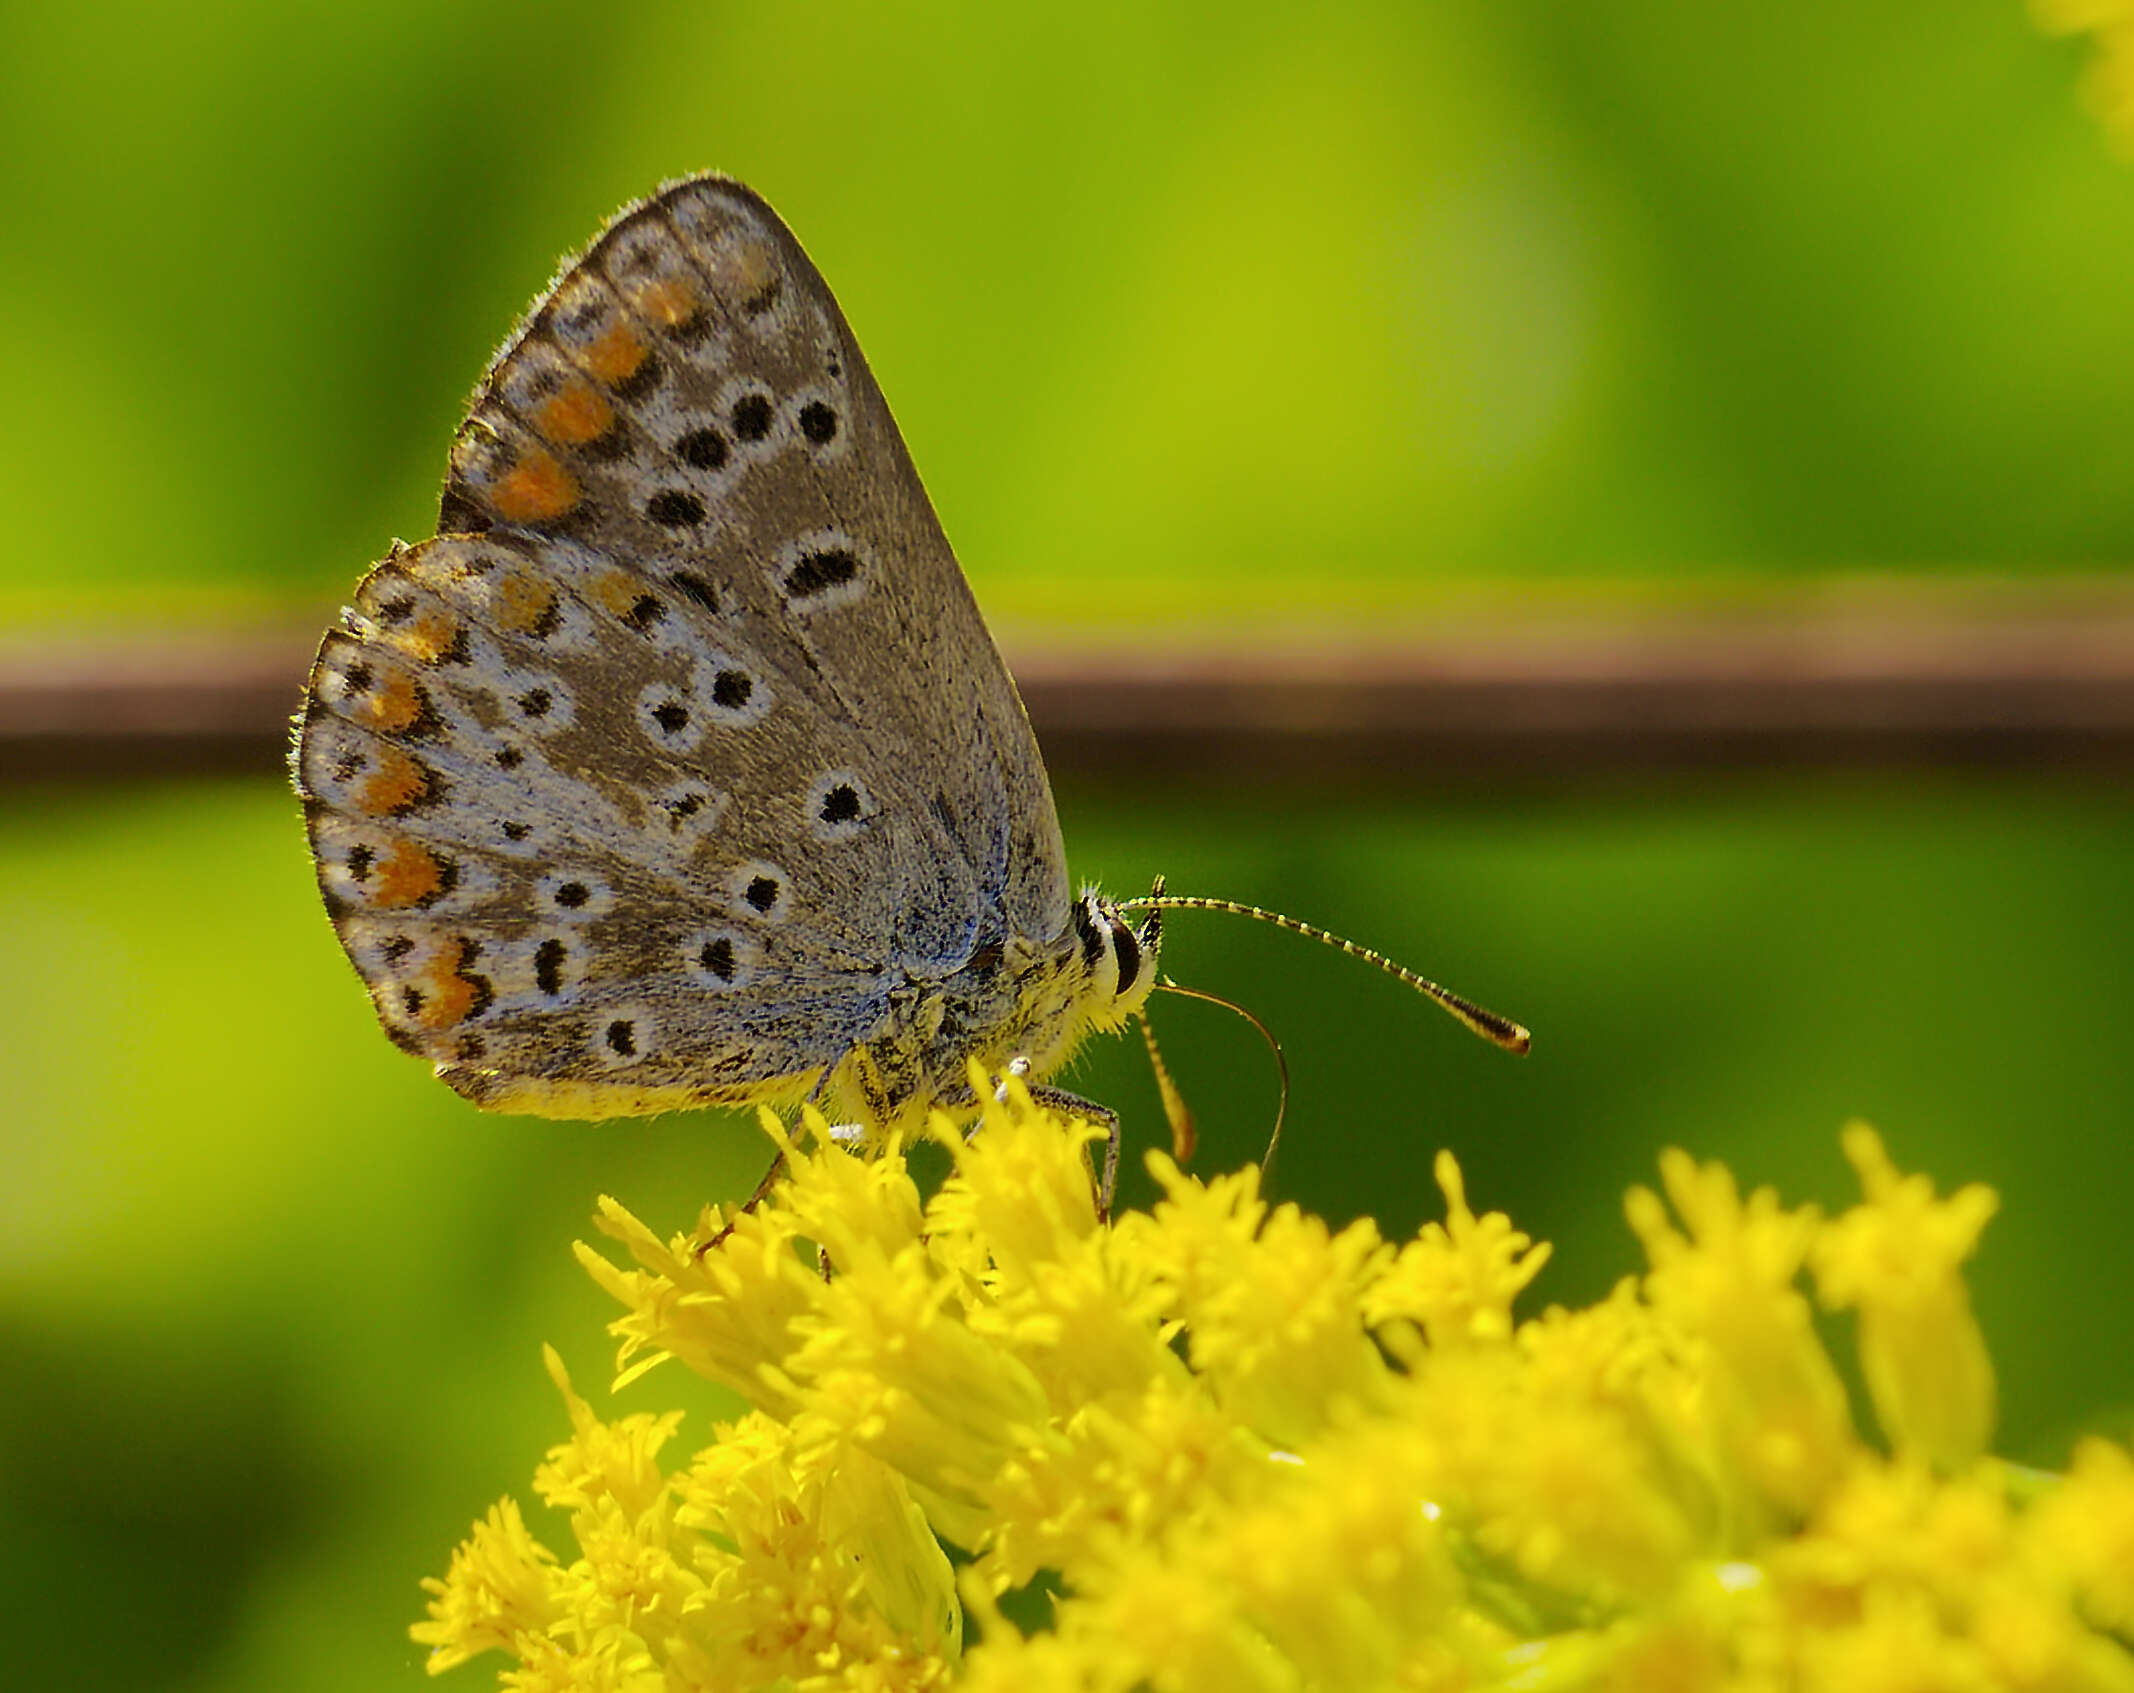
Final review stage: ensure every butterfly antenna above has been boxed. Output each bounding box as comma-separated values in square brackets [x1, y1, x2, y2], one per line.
[1121, 894, 1532, 1055]
[1150, 979, 1293, 1183]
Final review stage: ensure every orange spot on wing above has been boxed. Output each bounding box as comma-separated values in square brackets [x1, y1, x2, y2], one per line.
[591, 570, 644, 617]
[357, 747, 432, 817]
[634, 276, 698, 328]
[370, 837, 443, 907]
[414, 938, 482, 1029]
[396, 610, 462, 664]
[535, 381, 613, 445]
[584, 321, 648, 385]
[356, 668, 425, 732]
[493, 571, 558, 634]
[490, 448, 579, 522]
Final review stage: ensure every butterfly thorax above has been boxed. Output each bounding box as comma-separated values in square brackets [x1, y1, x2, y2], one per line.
[832, 890, 1159, 1138]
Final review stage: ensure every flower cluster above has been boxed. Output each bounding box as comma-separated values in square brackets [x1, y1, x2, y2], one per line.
[414, 1079, 2134, 1690]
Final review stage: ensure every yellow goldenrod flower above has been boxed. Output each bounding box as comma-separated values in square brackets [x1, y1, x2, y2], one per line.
[413, 1497, 561, 1674]
[1811, 1123, 1999, 1470]
[1626, 1148, 1856, 1529]
[1122, 1155, 1397, 1447]
[413, 1076, 2134, 1691]
[1366, 1148, 1552, 1349]
[2030, 1438, 2134, 1640]
[415, 1346, 958, 1691]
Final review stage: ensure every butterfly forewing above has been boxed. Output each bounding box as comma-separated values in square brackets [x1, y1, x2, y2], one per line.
[297, 174, 1071, 1115]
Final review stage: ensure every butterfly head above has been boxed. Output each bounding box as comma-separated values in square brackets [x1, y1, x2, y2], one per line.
[1070, 888, 1161, 1033]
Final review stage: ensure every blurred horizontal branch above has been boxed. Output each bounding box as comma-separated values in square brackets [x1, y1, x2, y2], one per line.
[6, 582, 2134, 789]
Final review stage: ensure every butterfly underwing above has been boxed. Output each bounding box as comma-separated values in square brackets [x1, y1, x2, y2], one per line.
[293, 174, 1161, 1141]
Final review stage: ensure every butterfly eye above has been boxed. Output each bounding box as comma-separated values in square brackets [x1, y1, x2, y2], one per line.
[1069, 895, 1159, 1015]
[1110, 920, 1142, 990]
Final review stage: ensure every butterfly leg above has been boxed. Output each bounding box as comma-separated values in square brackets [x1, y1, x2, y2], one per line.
[695, 1147, 789, 1257]
[945, 1062, 1123, 1221]
[1021, 1083, 1123, 1224]
[695, 1067, 842, 1257]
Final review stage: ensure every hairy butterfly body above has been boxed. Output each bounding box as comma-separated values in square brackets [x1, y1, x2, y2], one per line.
[295, 174, 1159, 1138]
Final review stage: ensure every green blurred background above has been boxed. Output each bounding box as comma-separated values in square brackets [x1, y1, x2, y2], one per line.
[5, 2, 2134, 1688]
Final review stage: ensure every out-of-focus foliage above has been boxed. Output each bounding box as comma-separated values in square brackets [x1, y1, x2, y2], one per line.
[1, 0, 2131, 632]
